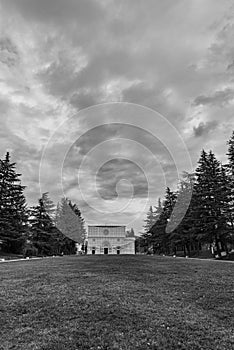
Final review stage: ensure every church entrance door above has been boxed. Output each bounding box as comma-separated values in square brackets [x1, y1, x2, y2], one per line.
[104, 248, 108, 255]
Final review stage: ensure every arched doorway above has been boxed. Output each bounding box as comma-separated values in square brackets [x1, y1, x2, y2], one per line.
[102, 240, 110, 255]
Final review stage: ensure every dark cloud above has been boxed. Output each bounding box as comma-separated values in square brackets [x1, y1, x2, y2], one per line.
[0, 37, 19, 67]
[208, 21, 234, 72]
[193, 121, 218, 137]
[62, 123, 175, 168]
[38, 57, 81, 99]
[96, 159, 148, 200]
[66, 124, 119, 161]
[1, 0, 104, 26]
[69, 90, 98, 110]
[60, 122, 178, 206]
[193, 88, 234, 107]
[40, 48, 136, 99]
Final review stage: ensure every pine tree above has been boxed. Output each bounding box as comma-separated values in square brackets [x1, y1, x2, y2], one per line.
[30, 193, 77, 256]
[55, 198, 85, 244]
[149, 188, 177, 254]
[30, 193, 56, 255]
[163, 188, 177, 223]
[140, 205, 157, 252]
[154, 198, 163, 218]
[193, 150, 230, 256]
[219, 165, 234, 248]
[68, 200, 86, 240]
[171, 172, 197, 256]
[143, 206, 157, 234]
[161, 187, 177, 253]
[30, 193, 55, 232]
[227, 131, 234, 175]
[226, 131, 234, 240]
[0, 152, 28, 253]
[42, 192, 56, 221]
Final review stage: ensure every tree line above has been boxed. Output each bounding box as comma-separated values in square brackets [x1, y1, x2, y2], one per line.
[0, 152, 86, 257]
[139, 131, 234, 258]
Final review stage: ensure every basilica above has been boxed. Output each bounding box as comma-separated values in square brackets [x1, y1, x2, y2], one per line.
[87, 225, 135, 255]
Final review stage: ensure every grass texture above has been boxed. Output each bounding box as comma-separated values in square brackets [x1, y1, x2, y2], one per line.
[0, 255, 233, 350]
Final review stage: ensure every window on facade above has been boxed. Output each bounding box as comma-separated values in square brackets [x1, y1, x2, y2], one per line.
[93, 238, 95, 242]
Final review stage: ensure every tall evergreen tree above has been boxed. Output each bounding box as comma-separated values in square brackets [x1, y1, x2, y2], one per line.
[140, 205, 157, 251]
[193, 150, 230, 256]
[68, 199, 86, 240]
[154, 198, 163, 218]
[30, 193, 55, 232]
[219, 165, 234, 247]
[0, 152, 28, 253]
[170, 172, 197, 256]
[30, 193, 77, 256]
[29, 192, 56, 255]
[226, 131, 234, 233]
[42, 192, 56, 221]
[55, 197, 85, 244]
[149, 188, 177, 254]
[143, 205, 157, 233]
[227, 131, 234, 175]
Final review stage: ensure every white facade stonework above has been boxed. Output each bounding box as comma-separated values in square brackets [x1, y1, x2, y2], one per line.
[87, 225, 135, 255]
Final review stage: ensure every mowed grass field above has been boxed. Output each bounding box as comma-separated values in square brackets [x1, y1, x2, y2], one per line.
[0, 256, 233, 350]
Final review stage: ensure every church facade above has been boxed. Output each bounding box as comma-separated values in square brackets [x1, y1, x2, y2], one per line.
[87, 225, 135, 255]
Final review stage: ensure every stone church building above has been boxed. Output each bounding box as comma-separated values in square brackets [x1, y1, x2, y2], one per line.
[87, 225, 135, 255]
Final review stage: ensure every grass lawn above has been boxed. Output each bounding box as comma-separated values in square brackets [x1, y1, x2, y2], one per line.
[0, 256, 233, 350]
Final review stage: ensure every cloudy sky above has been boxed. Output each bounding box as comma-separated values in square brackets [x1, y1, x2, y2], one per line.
[1, 0, 234, 234]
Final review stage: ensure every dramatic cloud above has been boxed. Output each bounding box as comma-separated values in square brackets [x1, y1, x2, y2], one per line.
[193, 121, 218, 138]
[193, 88, 234, 107]
[0, 0, 234, 233]
[96, 159, 148, 200]
[0, 37, 20, 67]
